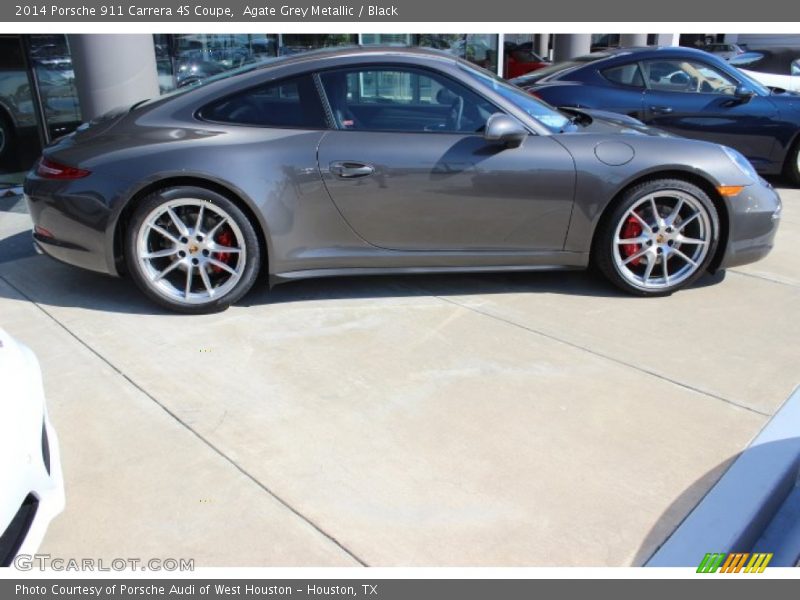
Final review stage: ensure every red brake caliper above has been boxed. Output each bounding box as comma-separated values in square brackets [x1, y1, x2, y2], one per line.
[621, 214, 643, 266]
[211, 228, 234, 274]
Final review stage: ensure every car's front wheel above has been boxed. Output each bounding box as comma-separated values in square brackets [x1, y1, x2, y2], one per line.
[125, 186, 261, 313]
[0, 112, 14, 163]
[593, 179, 719, 296]
[785, 140, 800, 186]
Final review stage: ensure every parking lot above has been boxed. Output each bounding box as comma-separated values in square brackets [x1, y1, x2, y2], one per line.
[0, 185, 798, 567]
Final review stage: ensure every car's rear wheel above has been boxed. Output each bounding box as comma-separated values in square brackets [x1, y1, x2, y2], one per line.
[125, 186, 261, 313]
[593, 179, 719, 296]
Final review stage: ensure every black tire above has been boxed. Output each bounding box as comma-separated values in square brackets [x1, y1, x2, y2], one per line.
[592, 178, 719, 297]
[124, 186, 262, 314]
[0, 111, 14, 163]
[784, 139, 800, 186]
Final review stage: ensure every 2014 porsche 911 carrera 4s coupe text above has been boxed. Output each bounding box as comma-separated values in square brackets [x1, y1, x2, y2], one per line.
[25, 47, 782, 313]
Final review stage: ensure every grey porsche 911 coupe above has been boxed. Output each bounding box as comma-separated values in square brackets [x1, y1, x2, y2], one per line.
[25, 47, 781, 313]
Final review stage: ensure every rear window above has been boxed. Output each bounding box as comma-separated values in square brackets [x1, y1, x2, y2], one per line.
[509, 53, 609, 86]
[601, 63, 645, 88]
[198, 74, 327, 129]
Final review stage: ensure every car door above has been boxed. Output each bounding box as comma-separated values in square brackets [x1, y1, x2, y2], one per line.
[591, 62, 648, 119]
[640, 58, 780, 170]
[315, 65, 576, 251]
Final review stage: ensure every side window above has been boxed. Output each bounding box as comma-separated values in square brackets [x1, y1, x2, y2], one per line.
[346, 70, 446, 104]
[643, 60, 738, 95]
[601, 63, 645, 88]
[199, 74, 326, 129]
[318, 67, 499, 134]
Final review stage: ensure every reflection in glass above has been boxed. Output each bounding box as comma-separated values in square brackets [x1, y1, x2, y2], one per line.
[155, 34, 280, 93]
[417, 34, 499, 73]
[0, 34, 80, 176]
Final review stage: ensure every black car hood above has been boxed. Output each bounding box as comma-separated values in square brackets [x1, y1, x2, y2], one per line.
[560, 107, 674, 137]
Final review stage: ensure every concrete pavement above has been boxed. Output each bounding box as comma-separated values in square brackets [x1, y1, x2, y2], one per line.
[0, 186, 797, 566]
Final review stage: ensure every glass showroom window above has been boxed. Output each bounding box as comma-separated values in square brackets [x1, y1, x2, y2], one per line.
[360, 34, 413, 46]
[278, 34, 358, 56]
[0, 34, 80, 176]
[155, 34, 279, 93]
[417, 34, 499, 73]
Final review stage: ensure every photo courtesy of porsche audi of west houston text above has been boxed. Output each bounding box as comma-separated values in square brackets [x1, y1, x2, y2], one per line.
[15, 584, 367, 596]
[15, 4, 400, 18]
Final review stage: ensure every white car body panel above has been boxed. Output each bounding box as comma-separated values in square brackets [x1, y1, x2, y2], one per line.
[740, 68, 800, 93]
[0, 328, 64, 566]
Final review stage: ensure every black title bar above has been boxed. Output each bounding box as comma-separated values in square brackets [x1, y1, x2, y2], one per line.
[4, 0, 799, 22]
[3, 579, 796, 600]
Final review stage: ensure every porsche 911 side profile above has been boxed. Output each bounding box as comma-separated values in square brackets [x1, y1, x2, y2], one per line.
[25, 47, 781, 313]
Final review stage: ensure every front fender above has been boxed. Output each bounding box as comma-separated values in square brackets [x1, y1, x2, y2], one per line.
[554, 135, 750, 253]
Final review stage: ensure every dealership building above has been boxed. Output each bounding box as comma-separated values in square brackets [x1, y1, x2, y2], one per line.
[0, 32, 794, 183]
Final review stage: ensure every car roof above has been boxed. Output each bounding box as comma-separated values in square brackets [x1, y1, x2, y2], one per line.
[252, 45, 463, 69]
[594, 46, 720, 60]
[138, 45, 476, 113]
[188, 44, 469, 87]
[510, 46, 725, 86]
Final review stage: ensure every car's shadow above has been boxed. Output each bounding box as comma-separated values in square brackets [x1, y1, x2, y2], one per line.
[0, 233, 727, 316]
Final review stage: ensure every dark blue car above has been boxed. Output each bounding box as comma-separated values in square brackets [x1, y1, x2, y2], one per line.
[511, 46, 800, 184]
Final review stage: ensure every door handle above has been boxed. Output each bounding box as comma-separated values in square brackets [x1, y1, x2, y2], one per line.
[330, 161, 374, 178]
[650, 105, 673, 114]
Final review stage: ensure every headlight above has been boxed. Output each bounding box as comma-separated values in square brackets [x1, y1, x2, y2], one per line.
[721, 146, 758, 182]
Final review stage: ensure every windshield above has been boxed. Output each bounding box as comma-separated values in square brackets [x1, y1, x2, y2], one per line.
[727, 64, 772, 95]
[460, 63, 572, 132]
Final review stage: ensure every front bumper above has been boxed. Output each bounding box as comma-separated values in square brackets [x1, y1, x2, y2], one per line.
[0, 332, 65, 568]
[0, 418, 65, 567]
[716, 178, 782, 270]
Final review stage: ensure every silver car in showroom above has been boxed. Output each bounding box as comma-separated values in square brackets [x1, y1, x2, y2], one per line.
[24, 47, 781, 313]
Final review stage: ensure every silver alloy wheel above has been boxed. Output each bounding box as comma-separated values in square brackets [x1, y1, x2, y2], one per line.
[136, 199, 246, 305]
[612, 190, 711, 290]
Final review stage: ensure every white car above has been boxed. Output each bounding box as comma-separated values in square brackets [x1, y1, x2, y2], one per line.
[0, 329, 64, 567]
[730, 48, 800, 93]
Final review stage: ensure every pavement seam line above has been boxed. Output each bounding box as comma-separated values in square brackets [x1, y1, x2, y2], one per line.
[728, 268, 800, 289]
[430, 293, 771, 418]
[0, 273, 369, 568]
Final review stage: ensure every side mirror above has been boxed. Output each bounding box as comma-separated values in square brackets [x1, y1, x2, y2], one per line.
[484, 113, 527, 148]
[734, 85, 755, 103]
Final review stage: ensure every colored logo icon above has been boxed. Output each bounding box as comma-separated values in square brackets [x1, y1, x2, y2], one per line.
[697, 552, 773, 573]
